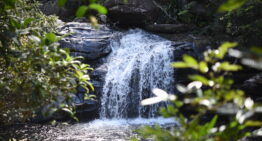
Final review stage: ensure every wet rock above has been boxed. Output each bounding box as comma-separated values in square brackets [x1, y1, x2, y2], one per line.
[54, 22, 115, 121]
[72, 65, 108, 121]
[242, 73, 262, 102]
[58, 22, 115, 61]
[171, 42, 200, 85]
[75, 100, 99, 121]
[90, 64, 108, 82]
[88, 64, 108, 99]
[145, 24, 193, 33]
[104, 0, 160, 27]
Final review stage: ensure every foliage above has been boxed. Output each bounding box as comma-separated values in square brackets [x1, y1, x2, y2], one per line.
[218, 0, 247, 12]
[0, 0, 93, 124]
[137, 42, 262, 141]
[58, 0, 107, 27]
[219, 0, 262, 46]
[156, 0, 221, 25]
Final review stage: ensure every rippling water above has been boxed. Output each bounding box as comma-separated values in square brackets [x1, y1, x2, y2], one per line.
[56, 117, 177, 141]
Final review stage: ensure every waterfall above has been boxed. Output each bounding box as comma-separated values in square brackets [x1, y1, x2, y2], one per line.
[100, 29, 175, 119]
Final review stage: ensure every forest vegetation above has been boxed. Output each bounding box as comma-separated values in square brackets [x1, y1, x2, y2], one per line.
[0, 0, 262, 140]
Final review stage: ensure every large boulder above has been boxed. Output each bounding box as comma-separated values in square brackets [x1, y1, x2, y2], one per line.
[56, 22, 117, 121]
[103, 0, 160, 27]
[58, 22, 115, 61]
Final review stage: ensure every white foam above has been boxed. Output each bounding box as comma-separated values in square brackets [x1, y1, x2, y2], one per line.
[100, 29, 175, 118]
[87, 117, 177, 128]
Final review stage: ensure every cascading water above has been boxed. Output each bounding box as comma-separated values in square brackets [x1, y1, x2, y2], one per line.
[100, 29, 175, 119]
[14, 26, 180, 140]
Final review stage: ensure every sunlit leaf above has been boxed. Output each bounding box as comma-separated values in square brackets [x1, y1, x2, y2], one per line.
[218, 0, 246, 12]
[89, 16, 98, 27]
[88, 3, 108, 14]
[152, 88, 168, 98]
[244, 98, 254, 110]
[199, 61, 208, 73]
[76, 6, 88, 17]
[171, 62, 188, 68]
[45, 33, 57, 43]
[217, 42, 238, 59]
[217, 62, 242, 71]
[61, 108, 74, 116]
[141, 97, 163, 105]
[189, 75, 209, 85]
[187, 81, 202, 89]
[183, 55, 198, 68]
[176, 84, 188, 93]
[245, 120, 262, 127]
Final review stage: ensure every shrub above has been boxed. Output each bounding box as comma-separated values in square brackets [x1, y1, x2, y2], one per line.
[0, 0, 92, 124]
[137, 42, 262, 141]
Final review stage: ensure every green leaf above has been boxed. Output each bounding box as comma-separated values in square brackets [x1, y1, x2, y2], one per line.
[206, 115, 218, 130]
[217, 62, 242, 71]
[218, 0, 246, 12]
[171, 62, 188, 68]
[45, 33, 57, 43]
[189, 75, 209, 85]
[199, 61, 208, 73]
[87, 82, 94, 91]
[88, 4, 108, 14]
[10, 19, 21, 29]
[174, 101, 183, 108]
[23, 18, 34, 27]
[61, 108, 74, 116]
[57, 0, 67, 7]
[89, 0, 97, 3]
[250, 47, 262, 55]
[217, 42, 238, 59]
[183, 55, 198, 69]
[76, 4, 107, 17]
[4, 0, 17, 9]
[130, 137, 139, 141]
[245, 120, 262, 127]
[178, 10, 189, 16]
[76, 6, 88, 17]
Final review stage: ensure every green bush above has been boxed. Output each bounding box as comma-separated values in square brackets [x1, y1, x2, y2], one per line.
[0, 0, 93, 124]
[137, 42, 262, 141]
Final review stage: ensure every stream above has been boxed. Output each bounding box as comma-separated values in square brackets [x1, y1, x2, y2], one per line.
[57, 29, 176, 140]
[2, 25, 179, 141]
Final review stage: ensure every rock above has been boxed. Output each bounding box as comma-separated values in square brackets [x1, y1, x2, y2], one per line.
[171, 42, 200, 85]
[58, 22, 115, 61]
[55, 22, 115, 121]
[145, 24, 193, 33]
[38, 0, 88, 21]
[103, 0, 160, 27]
[242, 73, 262, 102]
[71, 54, 109, 121]
[91, 64, 108, 82]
